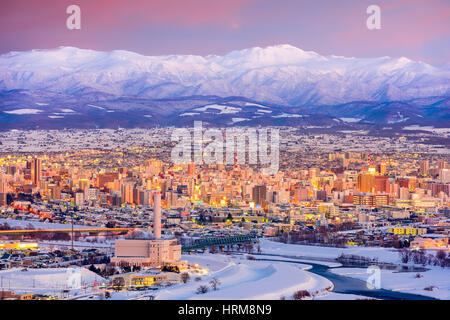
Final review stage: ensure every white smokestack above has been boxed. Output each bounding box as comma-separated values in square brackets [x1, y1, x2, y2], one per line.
[153, 191, 161, 239]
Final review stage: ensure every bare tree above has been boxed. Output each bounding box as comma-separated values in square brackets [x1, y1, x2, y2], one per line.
[196, 285, 209, 294]
[181, 273, 190, 284]
[209, 278, 221, 291]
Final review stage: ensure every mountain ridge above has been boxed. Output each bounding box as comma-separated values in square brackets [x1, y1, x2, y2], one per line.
[1, 45, 448, 106]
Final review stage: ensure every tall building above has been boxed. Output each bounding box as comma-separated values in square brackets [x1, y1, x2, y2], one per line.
[419, 160, 430, 176]
[374, 176, 389, 194]
[153, 191, 161, 239]
[377, 162, 387, 175]
[30, 157, 42, 186]
[252, 185, 266, 206]
[187, 163, 196, 175]
[358, 174, 374, 193]
[437, 160, 448, 171]
[440, 169, 450, 183]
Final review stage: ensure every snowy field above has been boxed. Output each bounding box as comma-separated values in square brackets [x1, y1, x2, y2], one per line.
[154, 253, 333, 300]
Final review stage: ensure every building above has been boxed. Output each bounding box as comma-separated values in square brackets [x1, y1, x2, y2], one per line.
[374, 176, 389, 194]
[252, 185, 266, 206]
[410, 237, 449, 250]
[85, 187, 99, 201]
[111, 238, 182, 268]
[111, 191, 182, 268]
[419, 160, 430, 176]
[110, 270, 181, 288]
[30, 157, 42, 186]
[353, 193, 389, 208]
[387, 227, 427, 236]
[358, 174, 374, 193]
[0, 291, 34, 300]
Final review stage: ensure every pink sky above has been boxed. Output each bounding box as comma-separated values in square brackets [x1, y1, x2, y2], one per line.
[0, 0, 448, 65]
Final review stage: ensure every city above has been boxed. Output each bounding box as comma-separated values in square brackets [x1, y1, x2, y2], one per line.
[0, 0, 449, 311]
[0, 128, 448, 300]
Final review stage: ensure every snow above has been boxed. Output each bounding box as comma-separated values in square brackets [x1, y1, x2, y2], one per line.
[155, 253, 333, 300]
[0, 267, 105, 293]
[340, 117, 362, 123]
[0, 218, 97, 230]
[331, 267, 450, 300]
[259, 239, 402, 264]
[179, 112, 200, 117]
[231, 118, 250, 123]
[244, 102, 270, 109]
[194, 104, 241, 114]
[3, 109, 43, 115]
[1, 45, 448, 106]
[87, 104, 105, 110]
[272, 113, 303, 118]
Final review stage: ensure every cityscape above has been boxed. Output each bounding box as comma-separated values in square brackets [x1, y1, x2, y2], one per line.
[0, 0, 449, 305]
[0, 127, 448, 300]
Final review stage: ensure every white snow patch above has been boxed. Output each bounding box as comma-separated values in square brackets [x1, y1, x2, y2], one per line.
[231, 118, 249, 123]
[194, 104, 241, 114]
[4, 109, 43, 115]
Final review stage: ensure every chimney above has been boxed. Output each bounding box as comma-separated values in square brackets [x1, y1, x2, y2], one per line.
[153, 191, 161, 239]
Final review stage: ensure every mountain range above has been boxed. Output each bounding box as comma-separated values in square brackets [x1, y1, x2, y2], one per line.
[0, 45, 449, 130]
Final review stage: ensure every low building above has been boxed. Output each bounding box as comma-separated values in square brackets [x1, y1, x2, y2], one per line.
[110, 238, 182, 267]
[410, 237, 449, 250]
[0, 291, 34, 300]
[110, 270, 180, 288]
[387, 227, 427, 236]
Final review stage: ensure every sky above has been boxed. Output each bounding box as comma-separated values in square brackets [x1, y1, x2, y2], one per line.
[0, 0, 449, 65]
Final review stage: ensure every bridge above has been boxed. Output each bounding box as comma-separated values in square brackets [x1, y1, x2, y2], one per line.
[182, 235, 259, 251]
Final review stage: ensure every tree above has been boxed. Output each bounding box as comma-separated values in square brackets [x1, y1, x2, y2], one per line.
[436, 250, 446, 261]
[399, 248, 410, 264]
[209, 245, 217, 254]
[209, 278, 221, 291]
[196, 285, 209, 294]
[181, 273, 190, 284]
[112, 277, 125, 290]
[293, 290, 311, 300]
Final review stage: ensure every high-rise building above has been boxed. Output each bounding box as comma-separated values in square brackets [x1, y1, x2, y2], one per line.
[252, 185, 266, 206]
[374, 176, 389, 194]
[437, 160, 448, 170]
[153, 191, 161, 239]
[187, 163, 196, 175]
[377, 162, 387, 175]
[30, 157, 42, 186]
[440, 169, 450, 183]
[419, 160, 430, 176]
[358, 174, 374, 193]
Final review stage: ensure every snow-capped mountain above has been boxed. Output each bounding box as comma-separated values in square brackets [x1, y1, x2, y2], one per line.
[0, 45, 448, 106]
